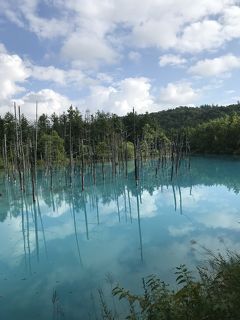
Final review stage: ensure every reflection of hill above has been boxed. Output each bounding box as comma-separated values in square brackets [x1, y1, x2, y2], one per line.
[180, 156, 240, 193]
[1, 156, 240, 222]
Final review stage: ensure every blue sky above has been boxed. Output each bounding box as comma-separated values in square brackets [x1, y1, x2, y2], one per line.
[0, 0, 240, 117]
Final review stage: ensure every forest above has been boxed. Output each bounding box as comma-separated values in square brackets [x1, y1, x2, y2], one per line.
[1, 102, 240, 169]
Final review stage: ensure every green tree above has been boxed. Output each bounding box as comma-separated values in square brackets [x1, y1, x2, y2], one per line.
[39, 130, 66, 164]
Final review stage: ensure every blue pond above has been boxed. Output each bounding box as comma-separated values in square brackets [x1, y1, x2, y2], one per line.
[0, 156, 240, 319]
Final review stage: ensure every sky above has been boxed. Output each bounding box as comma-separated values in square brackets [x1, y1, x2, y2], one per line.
[0, 0, 240, 117]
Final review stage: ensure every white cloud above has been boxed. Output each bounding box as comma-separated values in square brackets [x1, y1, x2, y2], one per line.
[132, 19, 179, 49]
[179, 20, 224, 53]
[160, 82, 199, 106]
[31, 65, 90, 86]
[0, 48, 29, 114]
[2, 1, 240, 114]
[61, 31, 119, 67]
[31, 65, 66, 84]
[27, 16, 70, 39]
[0, 46, 90, 115]
[84, 77, 157, 115]
[189, 54, 240, 77]
[159, 54, 186, 67]
[16, 89, 72, 118]
[125, 0, 238, 52]
[0, 51, 30, 101]
[0, 0, 71, 38]
[2, 0, 240, 66]
[0, 44, 202, 117]
[222, 5, 240, 39]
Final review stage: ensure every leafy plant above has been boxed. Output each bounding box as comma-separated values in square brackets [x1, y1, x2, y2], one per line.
[111, 252, 240, 320]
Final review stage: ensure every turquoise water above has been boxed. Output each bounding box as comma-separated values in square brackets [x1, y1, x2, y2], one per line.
[0, 157, 240, 319]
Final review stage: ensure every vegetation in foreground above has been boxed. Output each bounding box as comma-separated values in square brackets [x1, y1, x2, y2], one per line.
[100, 251, 240, 320]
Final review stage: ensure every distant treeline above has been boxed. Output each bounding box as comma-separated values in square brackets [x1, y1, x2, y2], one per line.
[1, 103, 240, 166]
[150, 103, 240, 130]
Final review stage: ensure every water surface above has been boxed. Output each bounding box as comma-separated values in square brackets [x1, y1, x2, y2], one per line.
[0, 157, 240, 319]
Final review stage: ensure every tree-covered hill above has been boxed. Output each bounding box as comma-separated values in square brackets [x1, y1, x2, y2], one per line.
[128, 103, 240, 131]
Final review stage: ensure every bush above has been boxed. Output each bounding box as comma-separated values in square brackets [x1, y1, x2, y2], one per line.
[107, 252, 240, 320]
